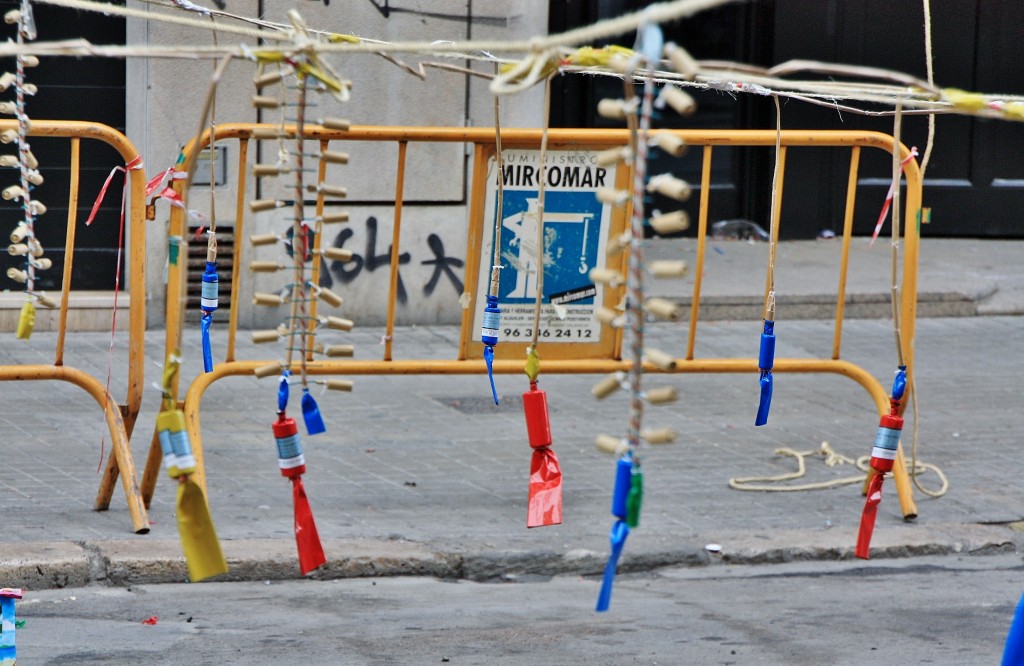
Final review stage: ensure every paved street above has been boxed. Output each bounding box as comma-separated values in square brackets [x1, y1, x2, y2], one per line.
[14, 554, 1022, 665]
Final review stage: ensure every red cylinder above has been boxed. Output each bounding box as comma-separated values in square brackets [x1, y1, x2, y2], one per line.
[273, 415, 306, 478]
[522, 386, 552, 449]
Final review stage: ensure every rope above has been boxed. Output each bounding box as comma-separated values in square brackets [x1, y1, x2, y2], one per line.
[529, 76, 552, 350]
[728, 441, 949, 494]
[488, 65, 504, 301]
[762, 96, 782, 322]
[890, 100, 905, 368]
[624, 61, 656, 460]
[908, 0, 946, 499]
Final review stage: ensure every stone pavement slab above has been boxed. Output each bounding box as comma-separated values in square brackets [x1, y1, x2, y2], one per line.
[0, 313, 1022, 587]
[1, 236, 1022, 587]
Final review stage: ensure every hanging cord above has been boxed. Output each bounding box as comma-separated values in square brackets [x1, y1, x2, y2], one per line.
[888, 100, 947, 498]
[890, 100, 905, 367]
[764, 95, 781, 323]
[489, 64, 505, 303]
[909, 3, 945, 498]
[529, 76, 553, 352]
[624, 60, 656, 460]
[286, 74, 310, 387]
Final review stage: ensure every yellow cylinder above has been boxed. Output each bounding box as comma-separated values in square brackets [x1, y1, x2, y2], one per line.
[251, 330, 281, 343]
[325, 316, 354, 331]
[642, 427, 678, 444]
[320, 212, 350, 224]
[645, 386, 678, 405]
[644, 297, 682, 321]
[321, 150, 349, 164]
[596, 187, 628, 206]
[324, 344, 355, 358]
[591, 372, 623, 399]
[253, 362, 283, 378]
[321, 247, 353, 262]
[249, 260, 283, 272]
[317, 287, 344, 308]
[597, 98, 627, 120]
[664, 42, 699, 79]
[321, 117, 351, 131]
[660, 86, 696, 116]
[249, 233, 279, 246]
[644, 348, 677, 371]
[326, 379, 354, 392]
[249, 198, 282, 213]
[649, 260, 688, 278]
[650, 211, 691, 235]
[595, 434, 628, 456]
[252, 95, 280, 109]
[252, 292, 285, 306]
[649, 133, 686, 157]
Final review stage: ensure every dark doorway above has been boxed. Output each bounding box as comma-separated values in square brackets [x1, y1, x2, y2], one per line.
[548, 0, 1024, 238]
[0, 0, 127, 292]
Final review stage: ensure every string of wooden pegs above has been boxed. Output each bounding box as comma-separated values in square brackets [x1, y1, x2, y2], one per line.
[246, 10, 354, 575]
[3, 1, 56, 339]
[156, 351, 228, 582]
[587, 24, 694, 613]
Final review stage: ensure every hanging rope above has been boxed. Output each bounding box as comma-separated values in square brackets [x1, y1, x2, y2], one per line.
[528, 76, 553, 353]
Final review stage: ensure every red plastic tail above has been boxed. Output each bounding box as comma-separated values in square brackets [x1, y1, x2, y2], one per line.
[855, 473, 885, 559]
[527, 448, 563, 528]
[292, 477, 327, 575]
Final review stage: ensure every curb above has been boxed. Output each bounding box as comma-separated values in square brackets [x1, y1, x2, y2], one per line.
[2, 523, 1017, 590]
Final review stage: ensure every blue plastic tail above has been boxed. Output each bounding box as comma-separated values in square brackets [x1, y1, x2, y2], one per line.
[200, 313, 213, 373]
[596, 520, 630, 612]
[1003, 592, 1024, 665]
[755, 372, 773, 426]
[891, 365, 907, 401]
[301, 388, 326, 435]
[483, 345, 499, 405]
[278, 370, 291, 413]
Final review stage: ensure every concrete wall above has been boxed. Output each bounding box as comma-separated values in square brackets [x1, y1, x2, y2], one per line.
[126, 1, 546, 329]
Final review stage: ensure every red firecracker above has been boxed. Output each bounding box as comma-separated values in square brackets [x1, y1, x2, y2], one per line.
[855, 399, 903, 559]
[274, 413, 326, 574]
[523, 382, 563, 528]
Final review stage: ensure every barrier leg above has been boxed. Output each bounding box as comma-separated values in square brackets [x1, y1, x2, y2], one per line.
[92, 394, 150, 534]
[893, 445, 917, 520]
[140, 426, 165, 508]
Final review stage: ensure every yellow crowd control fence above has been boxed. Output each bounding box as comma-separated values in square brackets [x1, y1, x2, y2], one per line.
[0, 120, 149, 534]
[153, 125, 921, 520]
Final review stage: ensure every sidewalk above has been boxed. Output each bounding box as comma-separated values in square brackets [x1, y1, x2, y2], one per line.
[0, 238, 1022, 589]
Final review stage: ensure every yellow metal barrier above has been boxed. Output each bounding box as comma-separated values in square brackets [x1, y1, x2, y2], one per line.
[0, 120, 149, 534]
[151, 125, 920, 520]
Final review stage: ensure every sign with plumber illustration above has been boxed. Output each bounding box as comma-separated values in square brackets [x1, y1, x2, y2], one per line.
[468, 146, 628, 359]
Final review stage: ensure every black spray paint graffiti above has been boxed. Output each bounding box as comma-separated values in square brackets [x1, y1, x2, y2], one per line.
[327, 216, 464, 304]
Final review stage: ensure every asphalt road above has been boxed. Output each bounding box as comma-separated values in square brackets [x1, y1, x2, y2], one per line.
[12, 552, 1021, 665]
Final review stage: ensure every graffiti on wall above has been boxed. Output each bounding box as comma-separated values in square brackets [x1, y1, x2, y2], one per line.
[324, 216, 464, 304]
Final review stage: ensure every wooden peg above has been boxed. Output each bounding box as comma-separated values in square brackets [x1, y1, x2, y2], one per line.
[644, 297, 682, 321]
[645, 386, 678, 405]
[650, 211, 690, 235]
[595, 434, 628, 456]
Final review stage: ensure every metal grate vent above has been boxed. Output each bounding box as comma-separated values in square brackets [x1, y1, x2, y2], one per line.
[186, 227, 235, 311]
